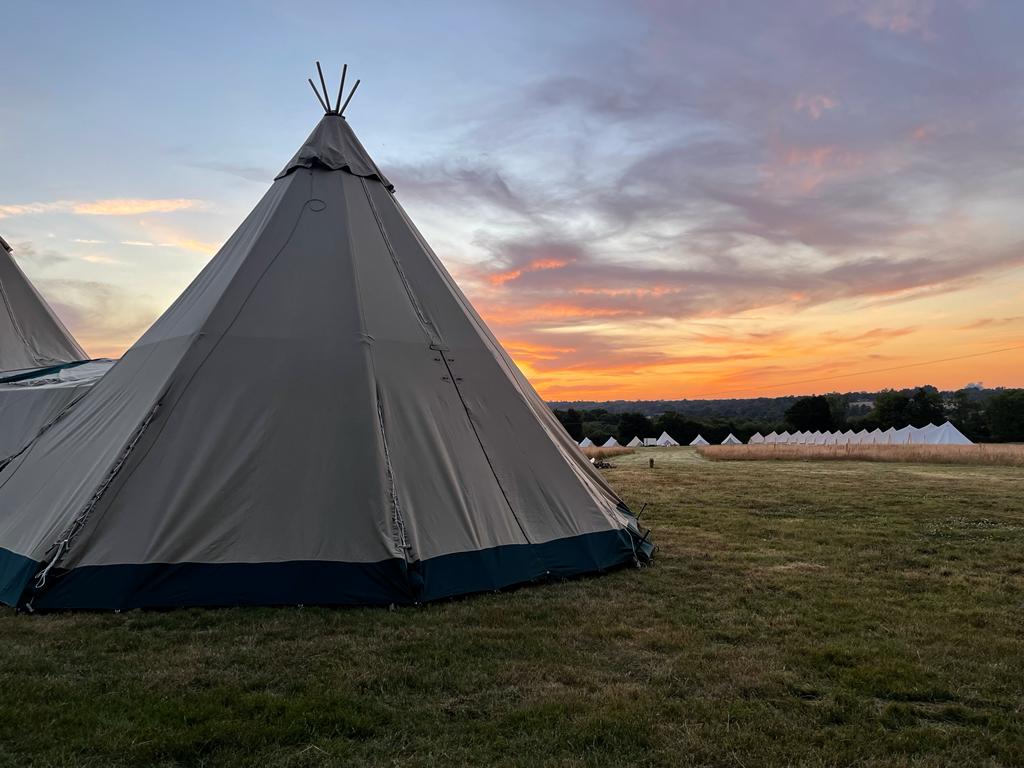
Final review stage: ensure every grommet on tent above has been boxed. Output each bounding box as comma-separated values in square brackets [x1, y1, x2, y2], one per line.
[307, 61, 361, 116]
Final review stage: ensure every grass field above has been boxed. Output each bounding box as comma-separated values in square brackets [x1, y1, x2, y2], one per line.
[2, 448, 1022, 767]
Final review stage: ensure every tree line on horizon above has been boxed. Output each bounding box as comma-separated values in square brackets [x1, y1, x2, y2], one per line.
[552, 386, 1024, 445]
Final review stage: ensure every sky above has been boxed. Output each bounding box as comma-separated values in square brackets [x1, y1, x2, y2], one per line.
[1, 0, 1022, 400]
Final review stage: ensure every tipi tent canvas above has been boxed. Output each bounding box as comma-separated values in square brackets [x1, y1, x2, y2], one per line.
[0, 71, 652, 611]
[0, 235, 110, 465]
[578, 437, 595, 448]
[626, 436, 643, 447]
[689, 434, 709, 446]
[602, 437, 620, 448]
[0, 234, 86, 374]
[721, 433, 741, 445]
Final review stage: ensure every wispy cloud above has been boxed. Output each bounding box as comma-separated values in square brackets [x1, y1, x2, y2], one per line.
[0, 198, 205, 219]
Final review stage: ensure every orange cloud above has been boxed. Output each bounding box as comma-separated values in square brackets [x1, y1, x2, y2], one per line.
[793, 93, 839, 120]
[486, 256, 570, 285]
[73, 198, 203, 216]
[765, 144, 868, 194]
[0, 198, 204, 219]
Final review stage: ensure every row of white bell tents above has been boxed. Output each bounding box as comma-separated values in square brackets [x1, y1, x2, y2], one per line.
[746, 422, 972, 446]
[688, 433, 742, 446]
[580, 431, 679, 448]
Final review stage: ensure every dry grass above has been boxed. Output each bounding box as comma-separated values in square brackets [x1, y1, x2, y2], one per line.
[698, 442, 1024, 466]
[581, 445, 636, 460]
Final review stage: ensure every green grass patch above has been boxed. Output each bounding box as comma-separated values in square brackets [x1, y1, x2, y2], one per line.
[1, 448, 1022, 766]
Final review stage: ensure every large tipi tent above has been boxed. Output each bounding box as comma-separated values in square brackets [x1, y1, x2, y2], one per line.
[0, 234, 86, 374]
[0, 71, 652, 611]
[689, 434, 709, 446]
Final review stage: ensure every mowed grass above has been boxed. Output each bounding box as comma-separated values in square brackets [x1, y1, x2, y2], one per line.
[1, 448, 1022, 767]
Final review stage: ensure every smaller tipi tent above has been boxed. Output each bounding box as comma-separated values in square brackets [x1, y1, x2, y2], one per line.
[656, 431, 680, 446]
[602, 436, 620, 448]
[626, 436, 643, 447]
[689, 434, 709, 446]
[721, 433, 741, 445]
[764, 431, 779, 444]
[579, 437, 595, 448]
[748, 432, 764, 444]
[0, 234, 87, 374]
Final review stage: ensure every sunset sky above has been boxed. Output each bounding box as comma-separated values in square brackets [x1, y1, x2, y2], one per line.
[2, 1, 1022, 400]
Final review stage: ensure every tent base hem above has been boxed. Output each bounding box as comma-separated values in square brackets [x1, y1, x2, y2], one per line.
[2, 528, 651, 612]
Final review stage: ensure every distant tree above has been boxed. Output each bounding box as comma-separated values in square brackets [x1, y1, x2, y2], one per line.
[904, 386, 944, 427]
[653, 411, 703, 445]
[825, 393, 849, 428]
[872, 390, 910, 428]
[553, 408, 584, 441]
[617, 412, 653, 444]
[986, 389, 1024, 442]
[784, 396, 833, 431]
[950, 388, 989, 442]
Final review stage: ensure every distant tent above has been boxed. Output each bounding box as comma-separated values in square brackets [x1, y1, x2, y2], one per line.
[0, 234, 104, 466]
[643, 437, 658, 446]
[867, 427, 884, 444]
[0, 234, 86, 374]
[777, 431, 792, 444]
[851, 429, 870, 444]
[890, 426, 913, 444]
[0, 70, 651, 611]
[764, 431, 779, 444]
[626, 436, 643, 448]
[0, 360, 114, 462]
[579, 437, 595, 448]
[602, 436, 620, 448]
[656, 431, 679, 446]
[748, 432, 764, 444]
[689, 434, 709, 446]
[721, 433, 741, 445]
[926, 421, 973, 445]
